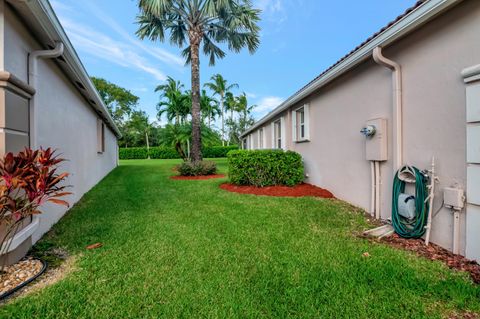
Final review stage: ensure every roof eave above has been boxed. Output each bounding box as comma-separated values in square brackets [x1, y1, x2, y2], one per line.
[12, 0, 122, 138]
[240, 0, 462, 138]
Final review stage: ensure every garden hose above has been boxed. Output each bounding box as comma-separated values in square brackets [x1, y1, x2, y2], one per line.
[392, 166, 429, 238]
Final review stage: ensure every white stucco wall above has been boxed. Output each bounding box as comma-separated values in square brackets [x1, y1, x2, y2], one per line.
[245, 0, 480, 257]
[4, 4, 118, 242]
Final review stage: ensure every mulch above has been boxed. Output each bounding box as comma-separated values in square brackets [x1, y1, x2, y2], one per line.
[219, 183, 335, 198]
[373, 233, 480, 284]
[170, 174, 226, 180]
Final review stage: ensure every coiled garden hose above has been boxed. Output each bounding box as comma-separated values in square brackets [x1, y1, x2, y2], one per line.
[392, 166, 429, 238]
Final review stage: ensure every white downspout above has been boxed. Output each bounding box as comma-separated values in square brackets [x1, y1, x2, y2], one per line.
[375, 161, 381, 220]
[28, 42, 64, 148]
[373, 46, 403, 172]
[370, 161, 375, 216]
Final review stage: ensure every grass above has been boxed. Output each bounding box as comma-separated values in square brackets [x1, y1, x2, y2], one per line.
[1, 158, 479, 318]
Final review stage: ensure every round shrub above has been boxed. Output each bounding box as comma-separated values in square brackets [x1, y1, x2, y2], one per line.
[227, 150, 304, 187]
[176, 161, 217, 176]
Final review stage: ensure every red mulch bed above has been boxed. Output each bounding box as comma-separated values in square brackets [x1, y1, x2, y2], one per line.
[219, 183, 335, 198]
[374, 233, 480, 283]
[170, 174, 225, 180]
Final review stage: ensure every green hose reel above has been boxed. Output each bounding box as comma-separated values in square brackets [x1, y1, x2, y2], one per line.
[392, 166, 429, 238]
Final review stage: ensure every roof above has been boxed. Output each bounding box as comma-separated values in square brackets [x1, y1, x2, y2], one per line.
[6, 0, 121, 138]
[241, 0, 463, 137]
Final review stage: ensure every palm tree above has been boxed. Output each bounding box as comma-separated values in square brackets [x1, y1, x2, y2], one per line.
[155, 76, 190, 124]
[236, 92, 255, 130]
[200, 90, 220, 128]
[204, 74, 238, 145]
[136, 0, 260, 162]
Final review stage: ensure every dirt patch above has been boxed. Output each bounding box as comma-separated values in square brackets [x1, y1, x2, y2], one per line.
[170, 174, 226, 180]
[368, 233, 480, 284]
[220, 183, 335, 198]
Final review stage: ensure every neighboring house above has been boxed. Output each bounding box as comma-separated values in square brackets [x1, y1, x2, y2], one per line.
[241, 0, 480, 261]
[0, 0, 120, 264]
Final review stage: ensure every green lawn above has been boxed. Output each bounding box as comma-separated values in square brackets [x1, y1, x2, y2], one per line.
[2, 159, 479, 318]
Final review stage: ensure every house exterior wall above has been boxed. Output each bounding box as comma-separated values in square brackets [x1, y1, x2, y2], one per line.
[244, 0, 480, 257]
[2, 3, 118, 246]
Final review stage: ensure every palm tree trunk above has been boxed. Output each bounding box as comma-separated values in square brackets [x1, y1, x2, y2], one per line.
[190, 40, 202, 162]
[221, 92, 225, 146]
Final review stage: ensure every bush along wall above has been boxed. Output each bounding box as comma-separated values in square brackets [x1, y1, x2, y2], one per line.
[119, 145, 239, 160]
[227, 150, 304, 187]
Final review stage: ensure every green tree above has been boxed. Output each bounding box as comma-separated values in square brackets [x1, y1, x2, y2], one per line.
[91, 77, 139, 126]
[136, 0, 260, 162]
[200, 90, 220, 128]
[204, 74, 238, 145]
[155, 76, 190, 124]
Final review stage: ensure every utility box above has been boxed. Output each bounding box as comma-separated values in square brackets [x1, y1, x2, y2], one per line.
[365, 118, 388, 161]
[444, 187, 465, 210]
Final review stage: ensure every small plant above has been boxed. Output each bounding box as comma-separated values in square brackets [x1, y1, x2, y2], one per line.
[176, 161, 217, 176]
[228, 150, 304, 187]
[0, 148, 71, 271]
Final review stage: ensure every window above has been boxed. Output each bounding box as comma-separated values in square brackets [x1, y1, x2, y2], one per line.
[292, 104, 310, 142]
[258, 128, 264, 149]
[274, 120, 282, 149]
[97, 118, 105, 153]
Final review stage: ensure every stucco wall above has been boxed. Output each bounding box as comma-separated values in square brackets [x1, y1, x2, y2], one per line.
[3, 4, 118, 242]
[245, 0, 480, 256]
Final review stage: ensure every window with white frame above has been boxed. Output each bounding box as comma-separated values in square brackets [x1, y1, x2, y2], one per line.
[274, 120, 282, 149]
[258, 128, 264, 149]
[292, 104, 310, 142]
[97, 118, 105, 153]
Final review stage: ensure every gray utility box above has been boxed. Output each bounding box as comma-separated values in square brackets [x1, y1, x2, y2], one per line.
[365, 118, 388, 161]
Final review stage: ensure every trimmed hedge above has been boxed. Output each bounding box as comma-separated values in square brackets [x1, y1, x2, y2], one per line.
[203, 145, 239, 158]
[119, 145, 239, 160]
[177, 160, 217, 176]
[227, 150, 304, 187]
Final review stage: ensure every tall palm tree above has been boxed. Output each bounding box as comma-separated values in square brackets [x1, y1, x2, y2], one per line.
[236, 92, 255, 128]
[200, 90, 220, 128]
[155, 76, 190, 124]
[136, 0, 260, 162]
[204, 74, 238, 145]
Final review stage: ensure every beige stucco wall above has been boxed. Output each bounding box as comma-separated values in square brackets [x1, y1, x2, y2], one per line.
[2, 3, 118, 243]
[245, 0, 480, 256]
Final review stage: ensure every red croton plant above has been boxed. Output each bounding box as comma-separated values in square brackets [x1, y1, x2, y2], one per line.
[0, 148, 71, 270]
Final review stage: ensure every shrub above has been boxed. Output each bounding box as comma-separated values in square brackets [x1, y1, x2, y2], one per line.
[149, 147, 180, 159]
[227, 150, 304, 187]
[118, 145, 238, 160]
[119, 147, 148, 160]
[176, 161, 217, 176]
[203, 145, 239, 158]
[0, 148, 71, 268]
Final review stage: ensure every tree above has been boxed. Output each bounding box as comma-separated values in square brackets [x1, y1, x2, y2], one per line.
[226, 92, 255, 145]
[91, 77, 139, 126]
[136, 0, 260, 162]
[200, 90, 220, 128]
[123, 110, 152, 148]
[155, 76, 190, 124]
[204, 74, 238, 145]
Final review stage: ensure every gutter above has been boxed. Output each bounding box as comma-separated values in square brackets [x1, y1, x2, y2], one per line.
[28, 42, 64, 148]
[14, 0, 121, 138]
[241, 0, 462, 138]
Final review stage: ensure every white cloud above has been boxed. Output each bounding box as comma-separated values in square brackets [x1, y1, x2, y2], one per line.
[253, 96, 284, 118]
[82, 1, 185, 67]
[60, 18, 167, 81]
[255, 0, 287, 24]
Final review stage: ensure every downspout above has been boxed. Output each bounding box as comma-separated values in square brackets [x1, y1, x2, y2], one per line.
[373, 46, 403, 172]
[28, 42, 64, 148]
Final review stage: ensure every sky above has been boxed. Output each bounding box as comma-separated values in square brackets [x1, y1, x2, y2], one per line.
[50, 0, 417, 127]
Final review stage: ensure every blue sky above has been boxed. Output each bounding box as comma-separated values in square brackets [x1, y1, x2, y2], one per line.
[50, 0, 416, 127]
